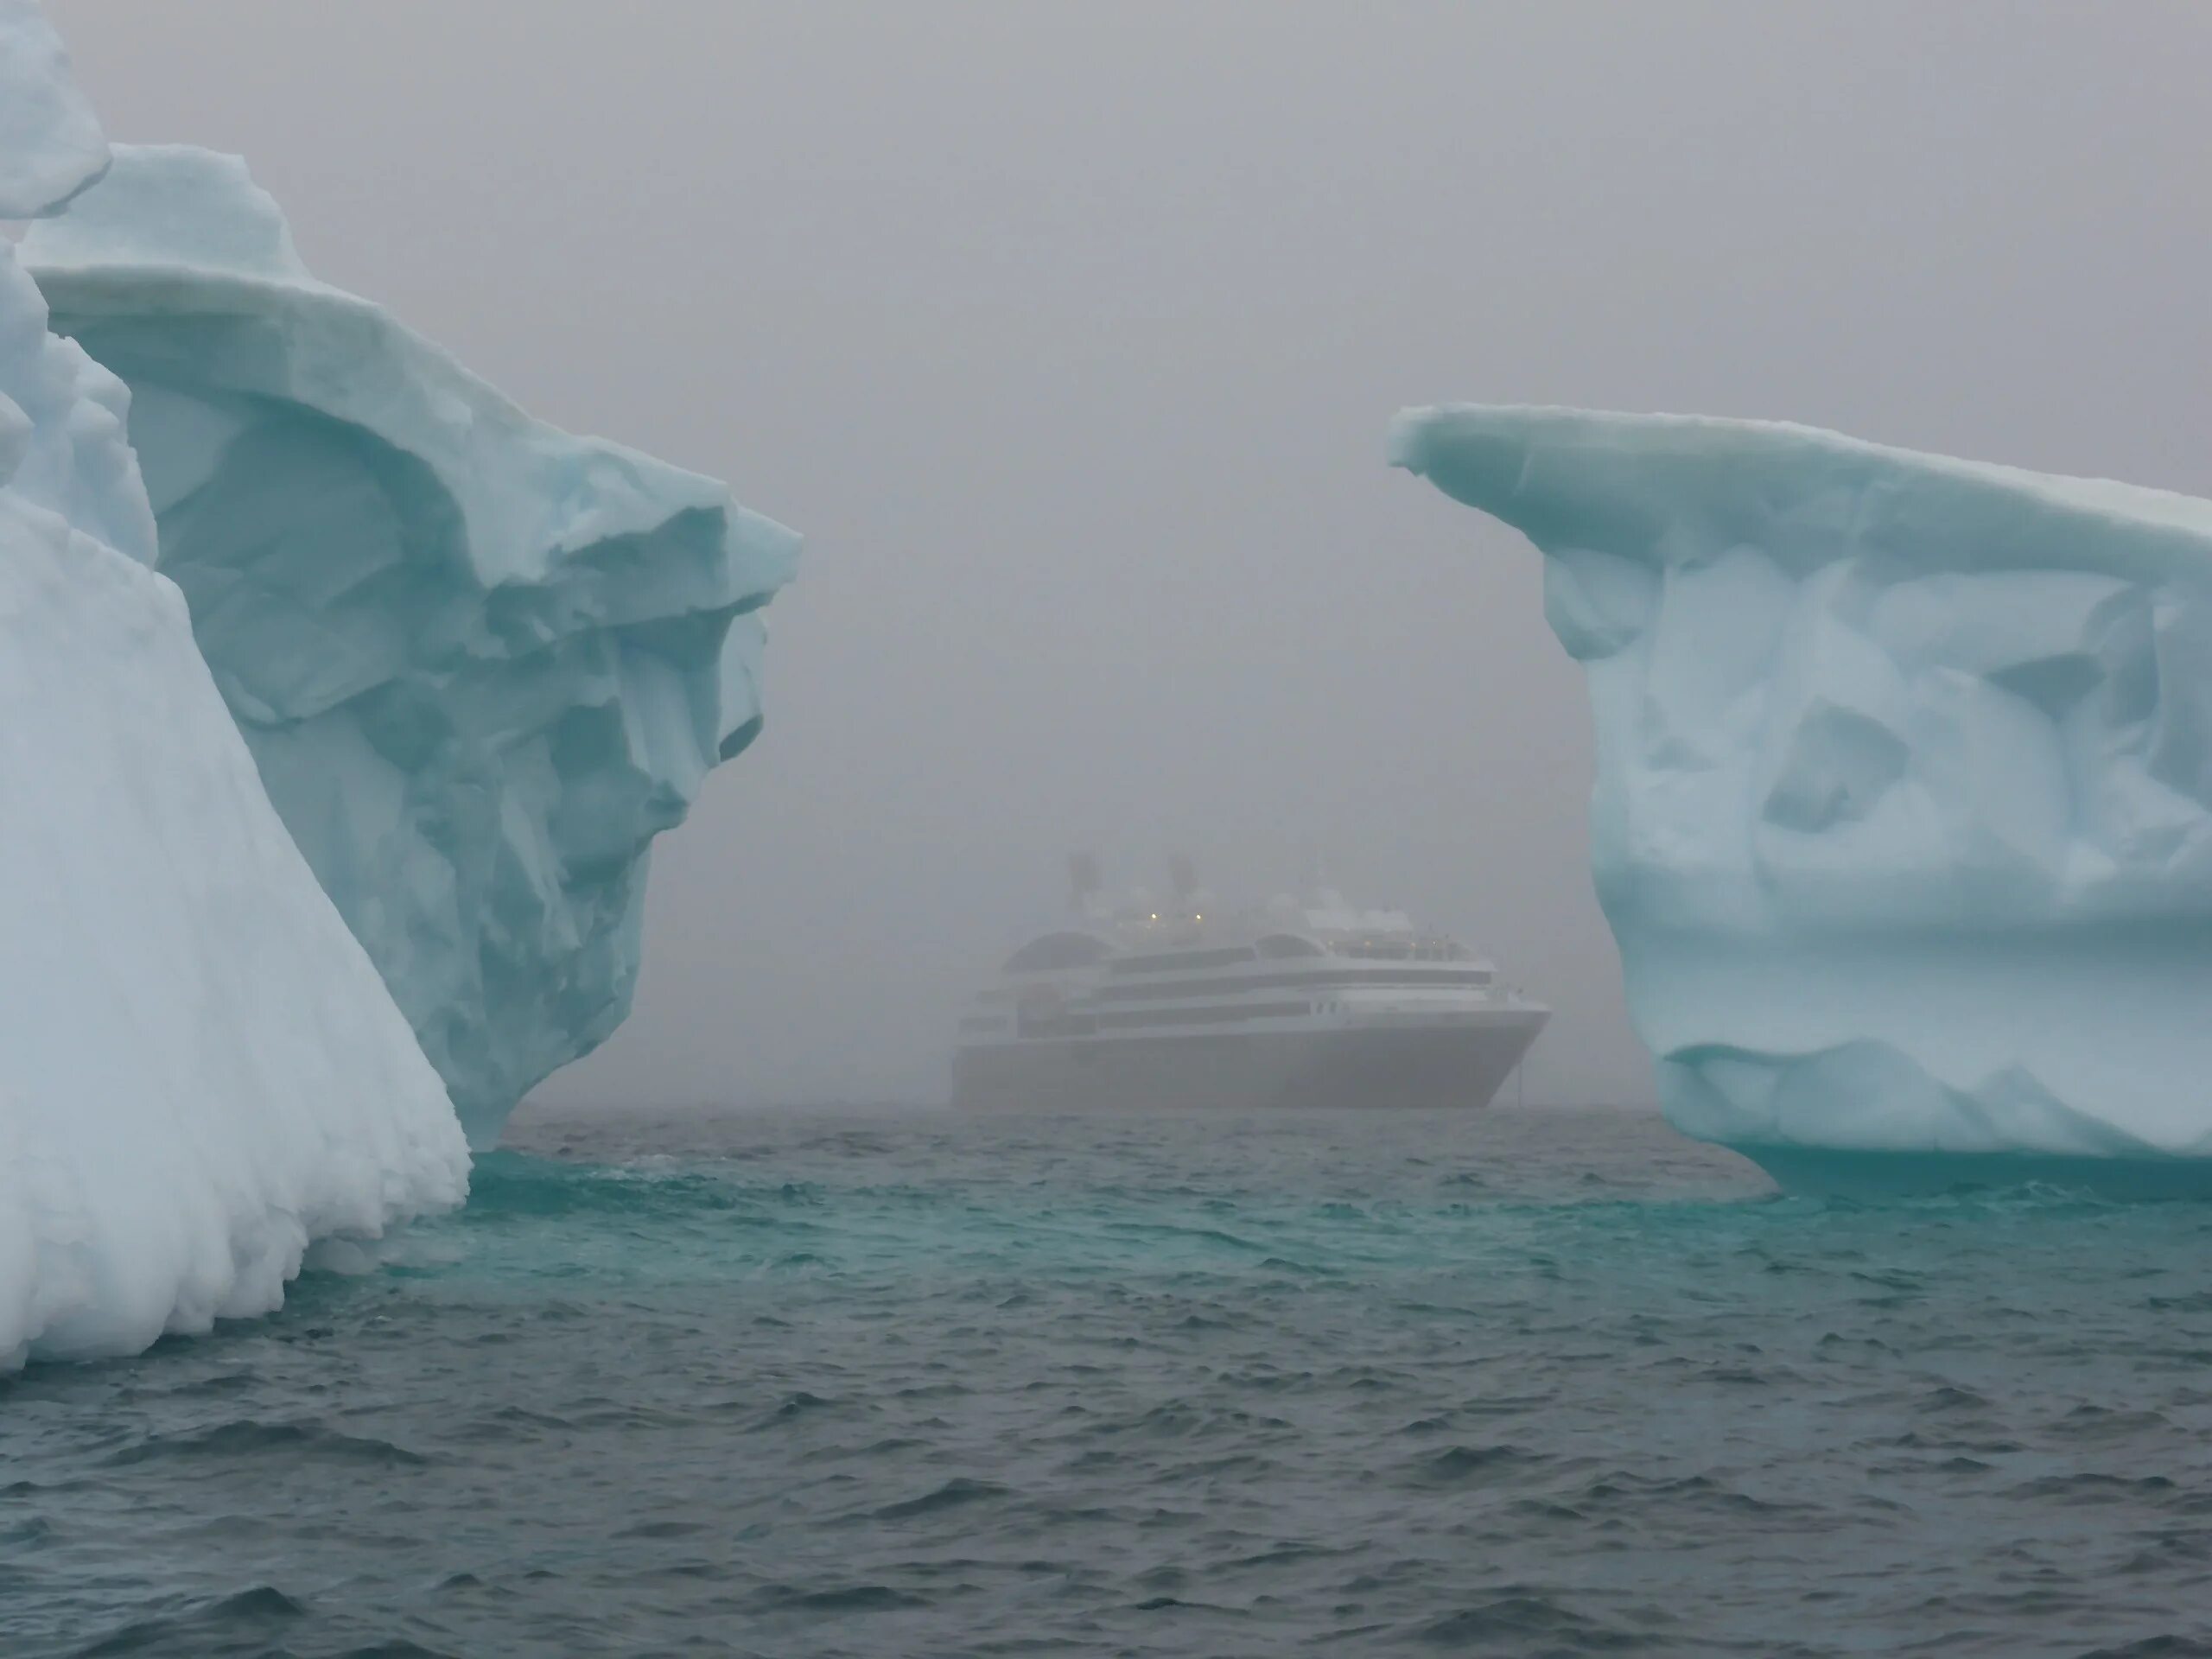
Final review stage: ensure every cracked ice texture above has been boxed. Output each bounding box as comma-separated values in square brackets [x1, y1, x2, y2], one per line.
[1, 13, 466, 1364]
[0, 0, 105, 218]
[25, 147, 800, 1146]
[1393, 405, 2212, 1185]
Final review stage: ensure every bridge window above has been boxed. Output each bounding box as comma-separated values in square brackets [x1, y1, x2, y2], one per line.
[1109, 946, 1257, 975]
[1003, 932, 1115, 974]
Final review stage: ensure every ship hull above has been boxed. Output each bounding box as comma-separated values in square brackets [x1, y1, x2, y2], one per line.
[953, 1009, 1548, 1111]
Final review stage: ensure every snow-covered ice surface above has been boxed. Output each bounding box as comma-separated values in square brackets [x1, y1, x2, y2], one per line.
[25, 148, 800, 1146]
[0, 13, 467, 1367]
[1394, 405, 2212, 1195]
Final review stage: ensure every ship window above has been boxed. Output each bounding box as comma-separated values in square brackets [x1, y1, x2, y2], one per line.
[1092, 966, 1497, 1001]
[1255, 933, 1324, 959]
[1003, 931, 1115, 974]
[1092, 1001, 1309, 1030]
[1109, 946, 1257, 975]
[1338, 940, 1413, 960]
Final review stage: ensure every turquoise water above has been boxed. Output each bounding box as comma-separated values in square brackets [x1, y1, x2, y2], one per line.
[6, 1105, 2212, 1656]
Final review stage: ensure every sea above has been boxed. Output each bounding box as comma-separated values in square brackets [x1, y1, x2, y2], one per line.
[5, 1103, 2212, 1658]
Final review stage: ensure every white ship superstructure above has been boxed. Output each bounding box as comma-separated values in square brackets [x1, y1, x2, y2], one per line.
[954, 865, 1548, 1110]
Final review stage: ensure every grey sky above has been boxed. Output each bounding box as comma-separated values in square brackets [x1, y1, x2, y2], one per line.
[49, 1, 2212, 1112]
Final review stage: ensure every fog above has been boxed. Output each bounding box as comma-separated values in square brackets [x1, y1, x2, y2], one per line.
[51, 2, 2212, 1111]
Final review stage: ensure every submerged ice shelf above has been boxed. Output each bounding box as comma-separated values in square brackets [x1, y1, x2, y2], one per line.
[1393, 404, 2212, 1194]
[1, 6, 467, 1365]
[24, 148, 800, 1145]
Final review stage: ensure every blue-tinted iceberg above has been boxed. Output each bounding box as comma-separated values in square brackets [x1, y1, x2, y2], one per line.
[1393, 405, 2212, 1194]
[1, 10, 467, 1366]
[25, 149, 800, 1145]
[0, 0, 105, 218]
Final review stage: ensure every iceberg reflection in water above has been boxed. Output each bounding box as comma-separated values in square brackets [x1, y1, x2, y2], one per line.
[10, 1106, 2212, 1655]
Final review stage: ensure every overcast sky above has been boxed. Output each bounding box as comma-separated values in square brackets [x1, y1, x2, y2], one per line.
[50, 1, 2212, 1113]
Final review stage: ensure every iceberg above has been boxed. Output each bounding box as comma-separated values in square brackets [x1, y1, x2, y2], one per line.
[1392, 404, 2212, 1195]
[24, 149, 800, 1145]
[1, 9, 467, 1366]
[0, 0, 104, 219]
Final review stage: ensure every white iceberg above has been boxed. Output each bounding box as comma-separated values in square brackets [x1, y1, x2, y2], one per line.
[1394, 404, 2212, 1195]
[24, 147, 800, 1145]
[0, 0, 104, 219]
[0, 9, 467, 1366]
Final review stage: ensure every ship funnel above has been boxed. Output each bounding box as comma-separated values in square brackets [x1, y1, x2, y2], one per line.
[1066, 852, 1102, 910]
[1302, 848, 1331, 897]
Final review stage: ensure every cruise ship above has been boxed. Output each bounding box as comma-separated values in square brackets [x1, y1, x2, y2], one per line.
[953, 861, 1548, 1110]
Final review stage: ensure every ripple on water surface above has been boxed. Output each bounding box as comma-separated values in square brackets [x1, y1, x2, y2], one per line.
[6, 1106, 2212, 1657]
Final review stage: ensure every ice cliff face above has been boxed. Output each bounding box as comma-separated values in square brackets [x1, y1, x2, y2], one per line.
[25, 149, 800, 1145]
[0, 0, 105, 218]
[1393, 405, 2212, 1192]
[1, 9, 467, 1365]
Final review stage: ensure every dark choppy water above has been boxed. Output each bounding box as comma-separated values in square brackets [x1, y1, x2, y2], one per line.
[7, 1105, 2212, 1657]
